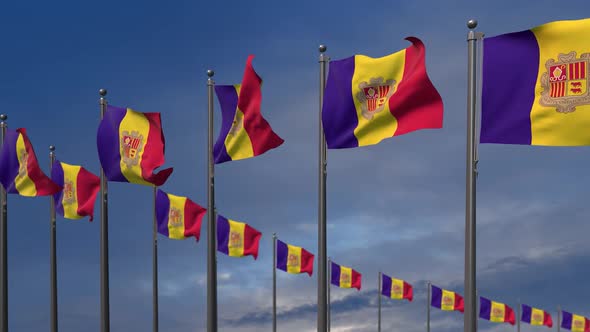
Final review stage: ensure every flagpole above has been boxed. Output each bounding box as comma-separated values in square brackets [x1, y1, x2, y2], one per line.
[464, 19, 480, 332]
[152, 186, 158, 332]
[0, 113, 7, 332]
[317, 43, 329, 332]
[427, 281, 431, 332]
[327, 257, 331, 332]
[49, 146, 58, 332]
[377, 272, 381, 332]
[99, 88, 110, 332]
[206, 69, 218, 332]
[272, 233, 277, 332]
[517, 299, 520, 332]
[557, 306, 560, 332]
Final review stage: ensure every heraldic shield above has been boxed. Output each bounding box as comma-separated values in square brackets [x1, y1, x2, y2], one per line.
[356, 77, 396, 120]
[540, 51, 590, 113]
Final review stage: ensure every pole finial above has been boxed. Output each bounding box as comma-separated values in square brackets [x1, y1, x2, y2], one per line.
[467, 19, 478, 29]
[99, 89, 107, 96]
[0, 115, 6, 121]
[207, 70, 214, 78]
[49, 145, 55, 152]
[319, 45, 327, 53]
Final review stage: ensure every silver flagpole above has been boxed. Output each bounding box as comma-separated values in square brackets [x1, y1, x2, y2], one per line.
[378, 272, 381, 332]
[206, 69, 218, 332]
[327, 257, 331, 332]
[464, 19, 481, 332]
[0, 114, 7, 332]
[99, 89, 110, 332]
[272, 233, 277, 332]
[557, 306, 560, 332]
[49, 146, 58, 332]
[153, 186, 158, 332]
[427, 281, 431, 332]
[317, 44, 329, 332]
[517, 299, 520, 332]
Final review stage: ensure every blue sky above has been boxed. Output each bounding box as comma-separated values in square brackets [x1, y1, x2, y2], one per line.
[1, 0, 590, 331]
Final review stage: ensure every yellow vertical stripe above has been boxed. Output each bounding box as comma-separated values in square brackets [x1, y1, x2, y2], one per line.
[390, 278, 404, 300]
[572, 314, 586, 332]
[118, 108, 151, 185]
[14, 133, 37, 196]
[167, 193, 187, 240]
[531, 308, 544, 326]
[530, 19, 590, 145]
[440, 290, 456, 310]
[60, 163, 82, 219]
[490, 301, 506, 322]
[340, 266, 352, 288]
[228, 219, 246, 257]
[286, 244, 302, 274]
[224, 85, 255, 160]
[352, 50, 406, 146]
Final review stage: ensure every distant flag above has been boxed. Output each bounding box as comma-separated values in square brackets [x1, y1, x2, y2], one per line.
[322, 37, 443, 149]
[430, 285, 464, 312]
[213, 55, 284, 164]
[216, 215, 262, 259]
[561, 311, 590, 332]
[330, 261, 361, 290]
[97, 105, 173, 186]
[521, 304, 553, 328]
[0, 128, 61, 196]
[51, 161, 100, 221]
[479, 297, 515, 325]
[380, 273, 412, 301]
[276, 239, 314, 276]
[480, 18, 590, 146]
[155, 189, 206, 241]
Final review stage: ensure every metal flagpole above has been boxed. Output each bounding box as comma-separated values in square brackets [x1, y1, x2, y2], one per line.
[464, 19, 481, 332]
[0, 114, 7, 332]
[153, 186, 158, 332]
[557, 306, 560, 332]
[427, 281, 431, 332]
[517, 299, 520, 332]
[378, 272, 381, 332]
[206, 69, 218, 332]
[272, 233, 277, 332]
[99, 89, 110, 332]
[49, 146, 58, 332]
[327, 257, 331, 332]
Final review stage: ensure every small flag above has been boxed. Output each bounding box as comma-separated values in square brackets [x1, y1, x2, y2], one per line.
[479, 297, 515, 325]
[0, 128, 61, 196]
[480, 18, 590, 146]
[97, 105, 173, 186]
[330, 261, 361, 290]
[430, 285, 463, 312]
[51, 161, 100, 221]
[381, 273, 412, 301]
[217, 215, 262, 259]
[322, 37, 443, 149]
[521, 304, 553, 328]
[561, 311, 590, 332]
[213, 55, 284, 164]
[276, 239, 314, 276]
[155, 189, 206, 241]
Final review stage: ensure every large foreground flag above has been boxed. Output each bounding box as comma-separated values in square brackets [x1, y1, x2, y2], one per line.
[276, 239, 314, 276]
[97, 105, 173, 186]
[322, 37, 443, 149]
[213, 55, 284, 164]
[330, 262, 361, 290]
[521, 304, 553, 328]
[217, 215, 262, 259]
[155, 189, 206, 241]
[561, 311, 590, 332]
[481, 18, 590, 146]
[0, 128, 61, 196]
[479, 297, 515, 325]
[381, 273, 413, 301]
[51, 161, 100, 221]
[430, 285, 464, 312]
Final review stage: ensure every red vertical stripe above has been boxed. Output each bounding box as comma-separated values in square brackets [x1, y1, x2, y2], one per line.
[242, 223, 262, 259]
[582, 61, 586, 79]
[351, 269, 362, 290]
[139, 112, 173, 186]
[18, 129, 61, 196]
[544, 312, 554, 328]
[403, 281, 413, 301]
[454, 293, 465, 312]
[505, 305, 516, 325]
[75, 166, 100, 221]
[300, 248, 314, 276]
[569, 63, 575, 79]
[182, 198, 206, 242]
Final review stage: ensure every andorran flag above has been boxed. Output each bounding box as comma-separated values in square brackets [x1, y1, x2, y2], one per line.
[481, 18, 590, 146]
[522, 304, 553, 328]
[51, 161, 100, 221]
[330, 261, 361, 290]
[0, 128, 61, 196]
[155, 189, 206, 241]
[213, 55, 284, 164]
[561, 311, 590, 332]
[322, 37, 443, 149]
[430, 285, 464, 312]
[217, 215, 262, 259]
[381, 273, 412, 301]
[97, 105, 173, 186]
[479, 297, 515, 325]
[276, 239, 314, 276]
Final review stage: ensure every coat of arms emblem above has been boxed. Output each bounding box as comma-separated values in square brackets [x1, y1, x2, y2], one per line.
[540, 51, 590, 113]
[356, 77, 396, 120]
[532, 313, 543, 323]
[340, 273, 350, 284]
[392, 284, 402, 296]
[287, 253, 299, 267]
[574, 319, 584, 329]
[229, 231, 242, 248]
[17, 149, 28, 179]
[492, 307, 503, 318]
[168, 207, 183, 227]
[228, 111, 244, 137]
[62, 180, 75, 205]
[442, 295, 453, 306]
[120, 131, 144, 168]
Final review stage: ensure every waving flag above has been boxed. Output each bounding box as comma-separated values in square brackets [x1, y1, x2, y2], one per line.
[430, 285, 463, 312]
[562, 311, 590, 332]
[330, 261, 361, 290]
[51, 161, 100, 221]
[479, 297, 515, 325]
[156, 189, 206, 241]
[217, 215, 262, 259]
[381, 273, 412, 301]
[521, 304, 553, 328]
[276, 239, 314, 276]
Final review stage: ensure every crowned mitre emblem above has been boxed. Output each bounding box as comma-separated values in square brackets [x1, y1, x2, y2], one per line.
[356, 77, 396, 120]
[120, 130, 144, 168]
[540, 51, 590, 113]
